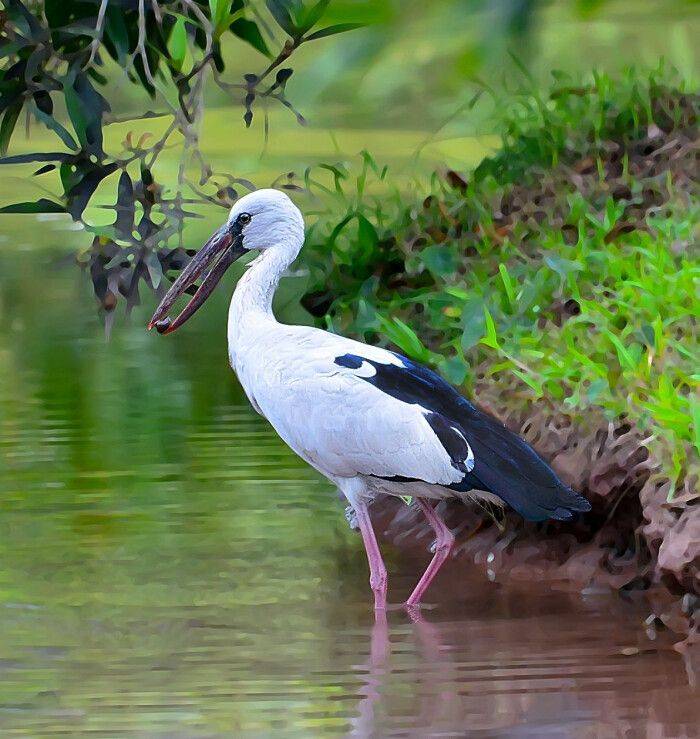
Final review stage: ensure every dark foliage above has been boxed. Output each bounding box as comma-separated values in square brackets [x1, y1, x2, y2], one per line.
[0, 0, 360, 321]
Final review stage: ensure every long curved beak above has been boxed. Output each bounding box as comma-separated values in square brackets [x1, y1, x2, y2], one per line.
[148, 225, 247, 335]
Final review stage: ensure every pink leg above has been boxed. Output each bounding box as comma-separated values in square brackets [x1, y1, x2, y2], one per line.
[406, 499, 455, 608]
[353, 500, 388, 610]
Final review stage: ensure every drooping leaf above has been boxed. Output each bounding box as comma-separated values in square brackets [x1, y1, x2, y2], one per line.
[44, 0, 94, 51]
[0, 82, 23, 119]
[60, 160, 84, 195]
[0, 198, 66, 214]
[114, 170, 135, 234]
[31, 105, 80, 150]
[144, 250, 163, 289]
[0, 58, 26, 114]
[304, 23, 364, 42]
[229, 18, 271, 57]
[300, 0, 330, 33]
[0, 101, 22, 155]
[66, 162, 118, 218]
[265, 0, 298, 36]
[5, 0, 43, 38]
[33, 163, 56, 176]
[64, 70, 110, 155]
[0, 152, 72, 165]
[87, 67, 108, 86]
[33, 90, 53, 115]
[102, 6, 131, 64]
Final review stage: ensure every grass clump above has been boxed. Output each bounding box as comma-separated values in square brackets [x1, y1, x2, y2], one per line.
[301, 67, 699, 496]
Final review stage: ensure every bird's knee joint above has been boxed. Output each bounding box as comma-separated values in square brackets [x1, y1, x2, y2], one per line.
[429, 529, 455, 555]
[437, 531, 455, 554]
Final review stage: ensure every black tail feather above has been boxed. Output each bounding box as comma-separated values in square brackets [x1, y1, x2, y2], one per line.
[451, 404, 591, 522]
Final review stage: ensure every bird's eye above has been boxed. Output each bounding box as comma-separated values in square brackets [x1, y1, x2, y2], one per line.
[237, 212, 251, 225]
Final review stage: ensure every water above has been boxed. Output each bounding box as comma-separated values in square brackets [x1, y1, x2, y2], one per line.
[0, 230, 697, 736]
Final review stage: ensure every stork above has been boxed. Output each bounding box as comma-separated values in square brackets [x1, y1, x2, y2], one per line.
[148, 189, 590, 611]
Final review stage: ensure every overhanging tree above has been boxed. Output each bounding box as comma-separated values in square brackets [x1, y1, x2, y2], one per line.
[0, 0, 360, 323]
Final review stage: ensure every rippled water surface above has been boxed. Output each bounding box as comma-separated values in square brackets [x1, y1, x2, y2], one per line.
[0, 231, 697, 737]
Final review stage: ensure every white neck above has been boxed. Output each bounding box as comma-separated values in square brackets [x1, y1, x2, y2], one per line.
[227, 243, 298, 355]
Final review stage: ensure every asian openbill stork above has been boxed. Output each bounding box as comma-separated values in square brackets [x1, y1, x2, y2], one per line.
[149, 189, 590, 611]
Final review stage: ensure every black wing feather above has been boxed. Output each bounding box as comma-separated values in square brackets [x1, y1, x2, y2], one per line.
[334, 352, 590, 522]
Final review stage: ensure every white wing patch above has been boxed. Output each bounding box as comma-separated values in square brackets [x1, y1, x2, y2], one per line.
[351, 359, 378, 378]
[351, 343, 404, 368]
[451, 424, 475, 472]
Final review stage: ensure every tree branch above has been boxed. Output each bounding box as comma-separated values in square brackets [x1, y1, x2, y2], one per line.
[87, 0, 109, 66]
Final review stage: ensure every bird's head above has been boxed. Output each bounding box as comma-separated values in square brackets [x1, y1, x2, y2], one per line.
[148, 189, 304, 334]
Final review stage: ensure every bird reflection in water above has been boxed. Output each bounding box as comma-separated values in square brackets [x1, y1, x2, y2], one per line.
[349, 607, 457, 738]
